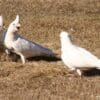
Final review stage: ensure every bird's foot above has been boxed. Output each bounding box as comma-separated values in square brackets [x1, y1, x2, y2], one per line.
[20, 55, 26, 64]
[5, 49, 10, 55]
[76, 69, 82, 76]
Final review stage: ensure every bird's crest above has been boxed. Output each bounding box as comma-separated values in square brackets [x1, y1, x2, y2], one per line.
[13, 15, 19, 24]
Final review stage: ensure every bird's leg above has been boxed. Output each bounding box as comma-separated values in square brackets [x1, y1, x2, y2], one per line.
[70, 67, 75, 71]
[76, 69, 82, 76]
[68, 67, 76, 74]
[14, 52, 25, 64]
[5, 49, 10, 55]
[20, 54, 26, 64]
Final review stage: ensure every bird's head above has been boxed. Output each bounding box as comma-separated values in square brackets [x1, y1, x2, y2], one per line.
[60, 31, 70, 39]
[0, 15, 3, 32]
[8, 15, 21, 33]
[60, 31, 73, 46]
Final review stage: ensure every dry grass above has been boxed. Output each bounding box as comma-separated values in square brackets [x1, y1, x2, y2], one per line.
[0, 0, 100, 100]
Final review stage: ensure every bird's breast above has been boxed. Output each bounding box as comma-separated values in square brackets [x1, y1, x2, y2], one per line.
[4, 37, 13, 49]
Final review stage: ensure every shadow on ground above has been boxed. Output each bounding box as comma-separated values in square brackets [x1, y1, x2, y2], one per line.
[83, 68, 100, 77]
[7, 52, 61, 62]
[28, 56, 61, 62]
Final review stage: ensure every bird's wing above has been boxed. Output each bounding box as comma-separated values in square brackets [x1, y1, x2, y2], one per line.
[76, 46, 98, 61]
[64, 45, 99, 69]
[12, 37, 54, 58]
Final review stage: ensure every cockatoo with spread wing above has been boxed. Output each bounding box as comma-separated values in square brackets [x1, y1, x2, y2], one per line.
[4, 15, 55, 64]
[60, 31, 100, 76]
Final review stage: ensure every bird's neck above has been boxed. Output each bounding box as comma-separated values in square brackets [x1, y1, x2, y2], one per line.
[61, 38, 73, 50]
[5, 28, 15, 41]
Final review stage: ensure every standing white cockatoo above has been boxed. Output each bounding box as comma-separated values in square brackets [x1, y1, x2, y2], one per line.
[60, 31, 100, 76]
[4, 15, 55, 64]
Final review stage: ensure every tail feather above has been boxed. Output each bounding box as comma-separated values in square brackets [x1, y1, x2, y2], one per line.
[96, 60, 100, 69]
[41, 49, 61, 60]
[32, 42, 55, 56]
[40, 47, 54, 56]
[38, 46, 61, 59]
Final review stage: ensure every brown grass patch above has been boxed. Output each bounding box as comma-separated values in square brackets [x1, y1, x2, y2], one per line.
[0, 0, 100, 100]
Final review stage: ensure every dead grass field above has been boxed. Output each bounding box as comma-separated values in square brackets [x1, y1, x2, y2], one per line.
[0, 0, 100, 100]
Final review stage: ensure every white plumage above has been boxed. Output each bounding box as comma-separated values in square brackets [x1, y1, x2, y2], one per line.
[4, 15, 55, 64]
[60, 31, 100, 76]
[0, 15, 3, 32]
[0, 15, 6, 47]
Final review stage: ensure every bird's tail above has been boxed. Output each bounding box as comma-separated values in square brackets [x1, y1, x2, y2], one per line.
[96, 59, 100, 69]
[39, 46, 61, 58]
[44, 48, 54, 56]
[41, 47, 55, 56]
[41, 48, 61, 61]
[32, 41, 60, 59]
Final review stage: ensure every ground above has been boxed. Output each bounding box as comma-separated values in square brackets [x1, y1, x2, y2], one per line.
[0, 0, 100, 100]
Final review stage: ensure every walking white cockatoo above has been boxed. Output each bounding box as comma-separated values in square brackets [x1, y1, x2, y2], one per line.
[4, 15, 55, 64]
[60, 31, 100, 76]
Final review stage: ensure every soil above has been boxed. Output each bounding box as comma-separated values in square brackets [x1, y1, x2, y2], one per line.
[0, 0, 100, 100]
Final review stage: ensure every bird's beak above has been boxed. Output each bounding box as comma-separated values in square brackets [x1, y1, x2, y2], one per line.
[16, 23, 21, 30]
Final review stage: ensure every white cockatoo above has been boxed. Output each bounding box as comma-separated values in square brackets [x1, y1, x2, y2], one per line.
[60, 31, 100, 76]
[4, 15, 55, 64]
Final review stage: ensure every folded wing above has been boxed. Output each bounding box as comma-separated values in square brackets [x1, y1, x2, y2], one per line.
[13, 37, 54, 58]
